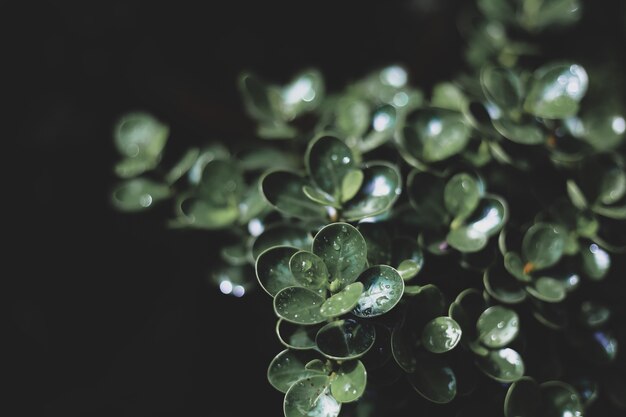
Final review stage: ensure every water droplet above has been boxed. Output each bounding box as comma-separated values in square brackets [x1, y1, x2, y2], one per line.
[331, 154, 338, 161]
[301, 259, 312, 272]
[333, 242, 341, 251]
[497, 321, 504, 329]
[342, 156, 350, 164]
[139, 194, 153, 207]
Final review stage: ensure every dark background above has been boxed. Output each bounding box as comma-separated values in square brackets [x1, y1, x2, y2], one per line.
[7, 1, 624, 416]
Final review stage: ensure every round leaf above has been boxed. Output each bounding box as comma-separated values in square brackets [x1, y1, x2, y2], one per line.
[493, 118, 545, 145]
[268, 349, 326, 393]
[251, 223, 313, 260]
[335, 97, 370, 138]
[504, 377, 540, 417]
[504, 251, 532, 282]
[284, 375, 341, 417]
[280, 70, 324, 120]
[261, 171, 327, 219]
[475, 347, 525, 383]
[274, 287, 326, 325]
[527, 277, 566, 303]
[406, 170, 448, 229]
[402, 108, 471, 162]
[352, 266, 404, 318]
[522, 223, 565, 270]
[312, 223, 367, 288]
[465, 196, 508, 237]
[407, 353, 457, 404]
[449, 288, 486, 341]
[330, 360, 367, 403]
[391, 236, 424, 279]
[447, 225, 488, 253]
[305, 135, 356, 199]
[580, 242, 611, 280]
[524, 63, 588, 119]
[476, 305, 520, 348]
[539, 381, 584, 417]
[320, 282, 363, 318]
[391, 317, 417, 372]
[290, 251, 330, 292]
[397, 260, 421, 281]
[444, 173, 481, 220]
[165, 148, 199, 184]
[315, 319, 376, 360]
[113, 112, 169, 160]
[483, 268, 527, 304]
[303, 185, 339, 207]
[238, 72, 274, 120]
[111, 178, 170, 212]
[256, 246, 300, 297]
[480, 66, 522, 113]
[341, 169, 364, 203]
[421, 317, 462, 354]
[277, 320, 321, 350]
[342, 162, 402, 221]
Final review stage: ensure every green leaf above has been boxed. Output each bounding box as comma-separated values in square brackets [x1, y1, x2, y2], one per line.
[306, 135, 356, 200]
[483, 268, 527, 304]
[527, 277, 566, 303]
[238, 72, 275, 121]
[431, 82, 468, 112]
[256, 246, 300, 297]
[111, 178, 170, 212]
[465, 196, 508, 237]
[407, 170, 448, 229]
[522, 223, 566, 270]
[480, 66, 522, 114]
[361, 105, 397, 152]
[342, 162, 402, 221]
[580, 242, 611, 280]
[566, 180, 588, 210]
[598, 166, 626, 205]
[341, 169, 364, 203]
[539, 381, 584, 417]
[197, 159, 245, 204]
[447, 226, 488, 253]
[504, 377, 540, 417]
[276, 320, 321, 350]
[493, 118, 545, 145]
[476, 305, 520, 348]
[330, 360, 367, 403]
[284, 375, 341, 417]
[407, 353, 457, 404]
[279, 70, 324, 120]
[391, 318, 417, 372]
[315, 319, 376, 360]
[251, 223, 313, 260]
[421, 317, 462, 354]
[335, 96, 370, 138]
[312, 223, 367, 289]
[524, 63, 588, 119]
[289, 251, 330, 292]
[579, 301, 611, 329]
[402, 108, 471, 162]
[114, 157, 157, 179]
[261, 171, 327, 219]
[444, 173, 482, 220]
[475, 347, 525, 383]
[358, 223, 392, 266]
[579, 111, 626, 151]
[268, 350, 326, 393]
[274, 287, 326, 325]
[504, 251, 531, 282]
[391, 237, 424, 279]
[449, 288, 486, 342]
[352, 266, 404, 318]
[165, 148, 199, 184]
[175, 195, 240, 229]
[320, 282, 363, 318]
[113, 112, 169, 161]
[302, 185, 339, 208]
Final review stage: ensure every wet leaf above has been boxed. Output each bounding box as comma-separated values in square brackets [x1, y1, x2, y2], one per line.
[284, 375, 341, 417]
[306, 135, 356, 199]
[475, 347, 525, 383]
[256, 246, 300, 297]
[274, 286, 326, 325]
[342, 162, 402, 221]
[313, 223, 367, 288]
[352, 266, 404, 318]
[320, 282, 363, 318]
[476, 305, 520, 348]
[315, 319, 376, 360]
[330, 360, 367, 403]
[289, 251, 330, 292]
[421, 317, 462, 353]
[522, 223, 566, 270]
[268, 349, 326, 393]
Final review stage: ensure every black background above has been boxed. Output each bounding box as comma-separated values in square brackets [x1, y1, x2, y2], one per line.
[7, 1, 624, 416]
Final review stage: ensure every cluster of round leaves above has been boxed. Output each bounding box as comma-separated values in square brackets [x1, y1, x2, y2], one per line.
[110, 1, 626, 416]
